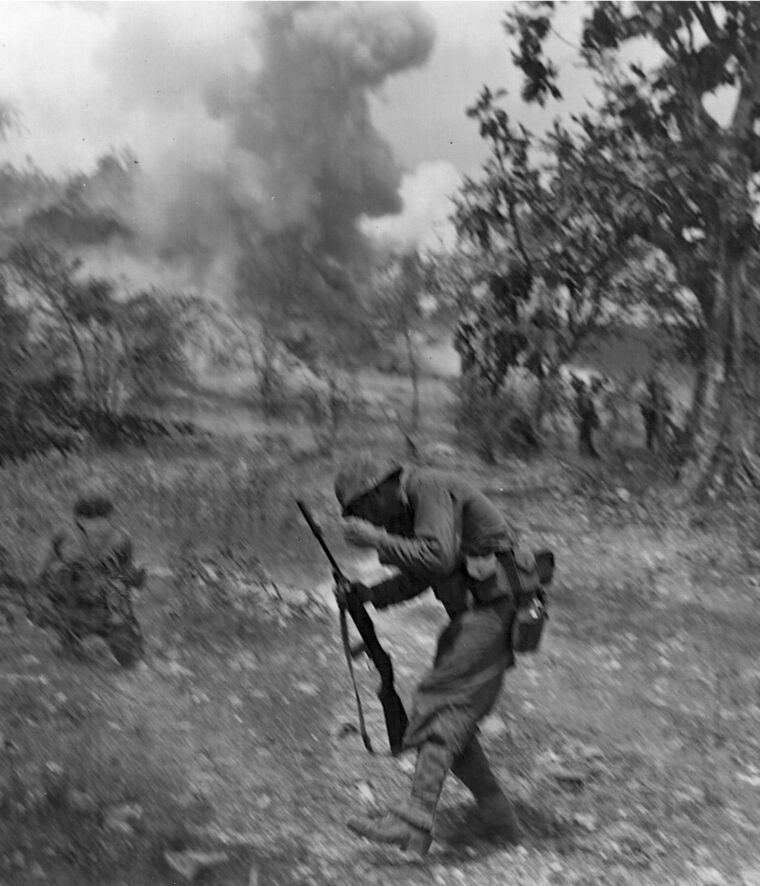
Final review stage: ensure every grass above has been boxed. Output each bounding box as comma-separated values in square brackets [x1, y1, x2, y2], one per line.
[2, 364, 760, 884]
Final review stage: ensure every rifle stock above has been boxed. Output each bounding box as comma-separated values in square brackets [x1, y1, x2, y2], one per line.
[296, 499, 408, 756]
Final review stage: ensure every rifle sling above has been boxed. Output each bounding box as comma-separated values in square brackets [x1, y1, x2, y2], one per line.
[344, 592, 408, 756]
[339, 602, 373, 754]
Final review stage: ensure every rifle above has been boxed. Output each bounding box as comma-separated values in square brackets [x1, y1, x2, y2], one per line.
[296, 499, 408, 756]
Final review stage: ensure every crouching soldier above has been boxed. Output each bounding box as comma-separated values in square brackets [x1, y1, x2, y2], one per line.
[34, 483, 146, 668]
[334, 453, 542, 856]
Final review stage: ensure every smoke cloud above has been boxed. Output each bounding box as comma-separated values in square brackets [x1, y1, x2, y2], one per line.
[66, 1, 437, 306]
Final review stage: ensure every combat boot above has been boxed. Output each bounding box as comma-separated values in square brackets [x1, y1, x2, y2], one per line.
[452, 737, 521, 842]
[346, 812, 432, 856]
[347, 739, 452, 856]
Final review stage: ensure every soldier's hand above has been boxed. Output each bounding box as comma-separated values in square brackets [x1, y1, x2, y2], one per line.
[333, 574, 373, 606]
[342, 518, 381, 550]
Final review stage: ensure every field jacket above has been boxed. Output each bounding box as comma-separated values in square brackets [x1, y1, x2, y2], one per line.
[370, 468, 516, 618]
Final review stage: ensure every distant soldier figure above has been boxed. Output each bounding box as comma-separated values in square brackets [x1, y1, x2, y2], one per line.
[639, 373, 672, 452]
[571, 375, 601, 458]
[34, 482, 146, 667]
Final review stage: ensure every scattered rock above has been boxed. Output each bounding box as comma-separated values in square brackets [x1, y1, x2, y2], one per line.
[198, 563, 219, 583]
[355, 781, 374, 804]
[164, 850, 229, 882]
[294, 681, 318, 696]
[580, 744, 604, 762]
[231, 651, 260, 672]
[480, 714, 508, 738]
[254, 794, 272, 810]
[572, 812, 598, 832]
[740, 866, 760, 886]
[156, 660, 195, 679]
[394, 756, 416, 776]
[336, 722, 359, 740]
[695, 867, 728, 886]
[605, 821, 654, 859]
[149, 565, 174, 579]
[41, 762, 67, 804]
[29, 862, 46, 879]
[66, 789, 98, 815]
[104, 803, 143, 832]
[278, 587, 311, 609]
[551, 767, 585, 790]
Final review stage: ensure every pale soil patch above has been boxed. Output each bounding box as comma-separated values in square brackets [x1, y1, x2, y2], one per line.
[3, 370, 760, 885]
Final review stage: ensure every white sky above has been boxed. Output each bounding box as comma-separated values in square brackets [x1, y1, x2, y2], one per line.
[0, 1, 636, 254]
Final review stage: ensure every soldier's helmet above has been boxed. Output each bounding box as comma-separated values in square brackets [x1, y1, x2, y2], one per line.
[73, 481, 115, 519]
[334, 452, 402, 516]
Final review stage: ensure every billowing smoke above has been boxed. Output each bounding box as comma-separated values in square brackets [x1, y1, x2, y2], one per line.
[44, 1, 436, 314]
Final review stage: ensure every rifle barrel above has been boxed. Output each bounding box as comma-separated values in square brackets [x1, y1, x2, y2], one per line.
[296, 499, 344, 577]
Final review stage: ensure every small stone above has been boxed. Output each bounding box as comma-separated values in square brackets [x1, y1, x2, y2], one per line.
[248, 864, 259, 886]
[551, 767, 585, 790]
[41, 762, 67, 803]
[740, 866, 760, 886]
[580, 745, 604, 762]
[696, 867, 728, 886]
[573, 812, 598, 832]
[356, 781, 374, 804]
[480, 714, 508, 737]
[279, 587, 310, 608]
[66, 789, 98, 815]
[254, 794, 271, 810]
[294, 681, 318, 696]
[29, 862, 46, 879]
[104, 803, 143, 830]
[199, 564, 218, 582]
[232, 651, 259, 672]
[164, 850, 229, 882]
[149, 565, 174, 579]
[157, 661, 195, 678]
[394, 756, 416, 776]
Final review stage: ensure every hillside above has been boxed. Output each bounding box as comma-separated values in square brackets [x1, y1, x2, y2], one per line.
[2, 366, 760, 886]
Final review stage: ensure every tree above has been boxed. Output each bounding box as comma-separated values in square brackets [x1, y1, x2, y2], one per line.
[505, 0, 760, 491]
[236, 229, 373, 418]
[367, 250, 427, 432]
[10, 242, 192, 418]
[453, 86, 648, 437]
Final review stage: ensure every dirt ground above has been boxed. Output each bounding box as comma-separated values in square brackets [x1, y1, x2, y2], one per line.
[2, 369, 760, 886]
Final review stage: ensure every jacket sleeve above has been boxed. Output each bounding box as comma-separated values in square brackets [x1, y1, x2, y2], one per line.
[370, 571, 430, 610]
[373, 475, 460, 579]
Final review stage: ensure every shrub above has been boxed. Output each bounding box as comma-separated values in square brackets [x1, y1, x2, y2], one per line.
[451, 373, 539, 463]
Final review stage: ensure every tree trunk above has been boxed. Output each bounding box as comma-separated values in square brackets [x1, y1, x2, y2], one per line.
[689, 6, 760, 494]
[683, 345, 713, 445]
[405, 329, 420, 433]
[694, 256, 760, 496]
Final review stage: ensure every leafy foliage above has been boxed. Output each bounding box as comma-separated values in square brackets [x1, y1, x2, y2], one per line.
[9, 243, 193, 418]
[481, 1, 760, 487]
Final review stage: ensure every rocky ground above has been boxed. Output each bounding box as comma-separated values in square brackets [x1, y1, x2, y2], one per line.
[3, 446, 760, 886]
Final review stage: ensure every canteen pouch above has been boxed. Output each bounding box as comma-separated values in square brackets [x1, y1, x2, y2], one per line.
[511, 589, 547, 653]
[500, 546, 549, 654]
